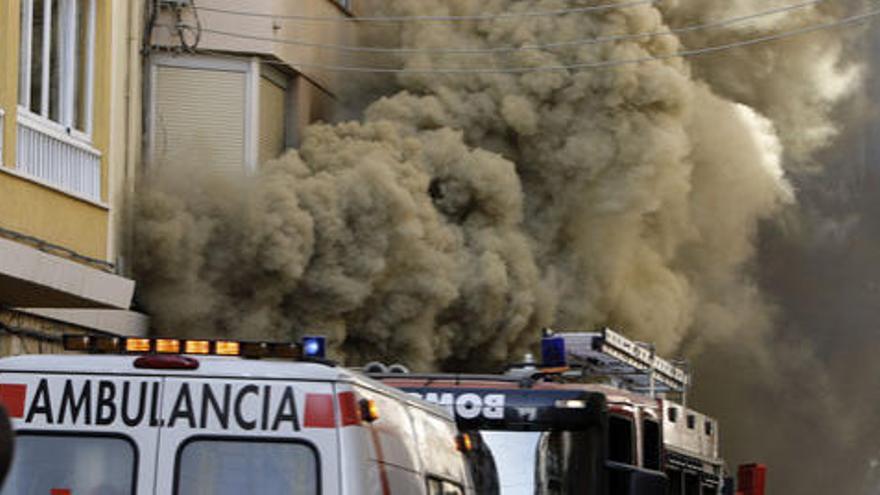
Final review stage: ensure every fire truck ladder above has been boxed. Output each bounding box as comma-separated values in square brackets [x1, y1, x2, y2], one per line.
[540, 327, 691, 405]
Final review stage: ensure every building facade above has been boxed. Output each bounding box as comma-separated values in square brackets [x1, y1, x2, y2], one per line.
[145, 0, 356, 172]
[0, 0, 359, 354]
[0, 0, 147, 353]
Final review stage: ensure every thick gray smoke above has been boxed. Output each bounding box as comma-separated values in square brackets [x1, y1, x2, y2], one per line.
[135, 1, 869, 491]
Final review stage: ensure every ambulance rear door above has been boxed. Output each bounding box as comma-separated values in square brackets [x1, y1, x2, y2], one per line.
[0, 371, 164, 495]
[154, 377, 341, 495]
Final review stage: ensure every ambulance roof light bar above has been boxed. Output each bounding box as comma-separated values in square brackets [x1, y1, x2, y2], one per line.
[62, 334, 328, 361]
[541, 327, 690, 398]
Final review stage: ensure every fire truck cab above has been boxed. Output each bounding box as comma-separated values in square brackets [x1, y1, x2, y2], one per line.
[374, 327, 734, 495]
[378, 376, 668, 495]
[0, 335, 474, 495]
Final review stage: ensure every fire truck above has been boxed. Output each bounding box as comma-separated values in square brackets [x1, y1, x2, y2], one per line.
[374, 328, 767, 495]
[0, 335, 476, 494]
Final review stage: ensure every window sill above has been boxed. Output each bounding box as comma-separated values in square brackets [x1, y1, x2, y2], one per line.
[0, 165, 109, 211]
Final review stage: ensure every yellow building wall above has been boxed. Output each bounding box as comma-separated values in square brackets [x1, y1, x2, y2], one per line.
[0, 0, 19, 169]
[0, 0, 116, 262]
[0, 174, 108, 260]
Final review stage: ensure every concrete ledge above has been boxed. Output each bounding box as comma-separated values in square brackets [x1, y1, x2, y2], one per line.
[0, 237, 134, 308]
[14, 308, 148, 337]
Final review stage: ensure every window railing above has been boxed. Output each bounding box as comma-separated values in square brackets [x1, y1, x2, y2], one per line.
[16, 113, 101, 202]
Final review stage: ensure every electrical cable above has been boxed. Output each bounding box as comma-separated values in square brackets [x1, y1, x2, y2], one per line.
[192, 6, 880, 74]
[195, 0, 656, 23]
[196, 0, 826, 55]
[173, 0, 202, 51]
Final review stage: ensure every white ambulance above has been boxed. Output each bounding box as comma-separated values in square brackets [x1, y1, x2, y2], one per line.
[0, 334, 475, 495]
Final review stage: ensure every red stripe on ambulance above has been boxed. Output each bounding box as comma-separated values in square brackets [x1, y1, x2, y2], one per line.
[337, 391, 361, 426]
[0, 384, 26, 418]
[303, 393, 335, 428]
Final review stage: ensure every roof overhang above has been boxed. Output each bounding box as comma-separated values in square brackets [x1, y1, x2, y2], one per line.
[0, 237, 134, 309]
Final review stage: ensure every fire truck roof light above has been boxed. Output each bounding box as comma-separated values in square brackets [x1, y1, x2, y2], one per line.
[302, 336, 326, 359]
[541, 335, 567, 367]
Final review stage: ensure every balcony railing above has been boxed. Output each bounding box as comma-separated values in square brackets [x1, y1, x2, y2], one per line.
[16, 113, 101, 202]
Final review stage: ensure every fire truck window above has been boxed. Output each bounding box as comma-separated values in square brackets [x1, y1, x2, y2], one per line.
[668, 407, 678, 423]
[642, 419, 661, 471]
[668, 468, 684, 495]
[684, 472, 701, 495]
[535, 431, 594, 494]
[687, 414, 696, 429]
[608, 415, 635, 465]
[1, 433, 136, 495]
[482, 431, 543, 492]
[463, 432, 500, 495]
[175, 438, 318, 495]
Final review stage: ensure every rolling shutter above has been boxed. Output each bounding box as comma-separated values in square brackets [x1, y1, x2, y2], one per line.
[154, 66, 246, 173]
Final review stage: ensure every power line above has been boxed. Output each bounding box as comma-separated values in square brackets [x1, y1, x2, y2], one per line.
[196, 0, 826, 55]
[193, 6, 880, 75]
[195, 0, 656, 23]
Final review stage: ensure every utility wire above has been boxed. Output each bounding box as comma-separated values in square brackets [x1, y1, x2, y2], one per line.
[192, 6, 880, 74]
[197, 0, 826, 55]
[195, 0, 655, 23]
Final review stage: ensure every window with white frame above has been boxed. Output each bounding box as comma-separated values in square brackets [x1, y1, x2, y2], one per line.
[18, 0, 95, 139]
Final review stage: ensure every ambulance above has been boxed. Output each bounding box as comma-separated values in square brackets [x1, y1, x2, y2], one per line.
[0, 334, 475, 495]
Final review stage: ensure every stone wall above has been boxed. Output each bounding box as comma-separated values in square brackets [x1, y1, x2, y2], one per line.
[0, 307, 97, 356]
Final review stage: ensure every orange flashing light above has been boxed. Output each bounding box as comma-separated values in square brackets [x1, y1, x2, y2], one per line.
[215, 341, 241, 356]
[125, 338, 152, 353]
[359, 398, 379, 423]
[184, 340, 211, 355]
[94, 337, 122, 353]
[268, 343, 300, 359]
[62, 335, 91, 352]
[155, 339, 181, 354]
[61, 334, 322, 360]
[456, 433, 473, 453]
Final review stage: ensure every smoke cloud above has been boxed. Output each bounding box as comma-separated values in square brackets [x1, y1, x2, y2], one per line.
[135, 1, 869, 491]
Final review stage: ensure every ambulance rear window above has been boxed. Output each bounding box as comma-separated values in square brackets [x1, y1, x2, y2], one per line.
[1, 432, 136, 495]
[174, 438, 319, 495]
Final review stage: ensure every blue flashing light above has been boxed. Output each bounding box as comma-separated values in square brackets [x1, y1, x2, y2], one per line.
[302, 336, 326, 359]
[541, 335, 567, 367]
